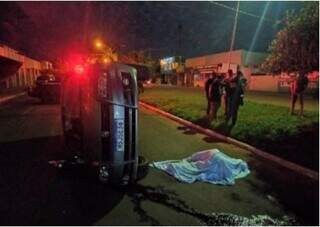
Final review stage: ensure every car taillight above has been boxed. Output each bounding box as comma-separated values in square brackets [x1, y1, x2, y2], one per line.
[74, 65, 85, 75]
[98, 72, 108, 98]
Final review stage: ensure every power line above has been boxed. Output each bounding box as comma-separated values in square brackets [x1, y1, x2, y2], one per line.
[209, 1, 281, 24]
[128, 2, 280, 57]
[168, 2, 280, 25]
[170, 2, 234, 20]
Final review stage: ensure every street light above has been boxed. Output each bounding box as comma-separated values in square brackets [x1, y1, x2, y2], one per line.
[95, 40, 103, 49]
[103, 57, 110, 64]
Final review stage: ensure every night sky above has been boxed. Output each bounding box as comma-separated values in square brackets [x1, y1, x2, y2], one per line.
[0, 1, 303, 61]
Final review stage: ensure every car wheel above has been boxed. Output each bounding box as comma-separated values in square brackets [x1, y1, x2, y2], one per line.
[136, 156, 149, 182]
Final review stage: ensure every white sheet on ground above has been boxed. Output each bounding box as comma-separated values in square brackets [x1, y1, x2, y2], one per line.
[151, 149, 250, 185]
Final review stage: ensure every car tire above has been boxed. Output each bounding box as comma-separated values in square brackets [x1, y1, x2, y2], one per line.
[136, 156, 149, 182]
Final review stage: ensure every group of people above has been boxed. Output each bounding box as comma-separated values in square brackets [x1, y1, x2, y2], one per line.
[204, 68, 310, 125]
[205, 69, 247, 126]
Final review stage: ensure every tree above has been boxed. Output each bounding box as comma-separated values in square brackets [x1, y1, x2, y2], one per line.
[263, 2, 319, 74]
[0, 2, 40, 58]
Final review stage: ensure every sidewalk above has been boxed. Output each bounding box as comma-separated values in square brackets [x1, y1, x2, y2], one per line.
[0, 88, 26, 104]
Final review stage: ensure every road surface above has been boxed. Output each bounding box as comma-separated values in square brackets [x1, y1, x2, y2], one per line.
[0, 95, 317, 225]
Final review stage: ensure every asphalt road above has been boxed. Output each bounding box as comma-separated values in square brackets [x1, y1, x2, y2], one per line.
[0, 95, 317, 225]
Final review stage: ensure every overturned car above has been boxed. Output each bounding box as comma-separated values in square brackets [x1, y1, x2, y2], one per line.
[60, 62, 147, 185]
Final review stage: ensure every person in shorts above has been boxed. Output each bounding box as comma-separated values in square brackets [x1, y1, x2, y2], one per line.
[290, 71, 309, 116]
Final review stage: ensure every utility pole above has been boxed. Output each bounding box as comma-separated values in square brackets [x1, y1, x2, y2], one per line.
[83, 2, 91, 50]
[228, 1, 240, 70]
[177, 23, 182, 56]
[100, 3, 104, 36]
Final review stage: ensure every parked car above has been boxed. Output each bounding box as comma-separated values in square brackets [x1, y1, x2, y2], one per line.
[28, 74, 60, 103]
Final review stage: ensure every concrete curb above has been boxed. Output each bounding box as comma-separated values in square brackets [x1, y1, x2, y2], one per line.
[0, 92, 26, 105]
[139, 101, 319, 181]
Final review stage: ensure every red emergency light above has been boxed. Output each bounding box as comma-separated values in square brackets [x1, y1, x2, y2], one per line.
[74, 64, 85, 75]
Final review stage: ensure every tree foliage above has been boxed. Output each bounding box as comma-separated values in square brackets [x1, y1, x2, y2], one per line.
[124, 50, 160, 75]
[263, 2, 319, 74]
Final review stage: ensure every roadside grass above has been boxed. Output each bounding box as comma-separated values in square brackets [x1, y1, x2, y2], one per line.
[139, 86, 319, 170]
[245, 91, 319, 112]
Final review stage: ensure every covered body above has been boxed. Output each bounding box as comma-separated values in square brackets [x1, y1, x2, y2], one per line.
[152, 149, 250, 185]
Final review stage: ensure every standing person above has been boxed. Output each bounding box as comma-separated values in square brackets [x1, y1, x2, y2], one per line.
[238, 71, 247, 106]
[205, 72, 215, 116]
[228, 70, 247, 125]
[290, 71, 309, 116]
[138, 80, 144, 94]
[220, 73, 227, 117]
[222, 69, 236, 120]
[208, 74, 223, 122]
[225, 69, 247, 126]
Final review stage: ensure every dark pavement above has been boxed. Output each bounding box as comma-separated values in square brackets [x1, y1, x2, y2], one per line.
[0, 95, 318, 225]
[0, 96, 125, 225]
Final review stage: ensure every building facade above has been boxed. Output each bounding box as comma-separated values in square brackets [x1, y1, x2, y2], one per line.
[0, 44, 52, 91]
[249, 71, 319, 94]
[185, 49, 267, 87]
[185, 49, 319, 93]
[159, 56, 184, 84]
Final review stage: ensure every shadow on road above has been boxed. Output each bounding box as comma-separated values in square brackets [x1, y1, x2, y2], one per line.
[177, 126, 197, 135]
[180, 116, 234, 137]
[0, 135, 317, 225]
[202, 136, 225, 143]
[247, 158, 319, 226]
[0, 136, 124, 225]
[211, 121, 233, 136]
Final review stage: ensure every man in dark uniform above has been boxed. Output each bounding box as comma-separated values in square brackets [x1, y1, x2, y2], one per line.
[222, 69, 235, 119]
[138, 80, 144, 93]
[227, 70, 247, 125]
[205, 72, 215, 116]
[208, 73, 223, 122]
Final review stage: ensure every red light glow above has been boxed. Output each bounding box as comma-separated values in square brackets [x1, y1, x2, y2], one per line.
[74, 65, 85, 75]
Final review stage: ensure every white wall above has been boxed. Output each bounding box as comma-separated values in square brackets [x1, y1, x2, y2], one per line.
[186, 50, 243, 68]
[249, 75, 279, 92]
[1, 49, 43, 89]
